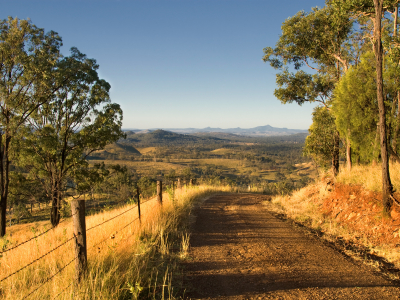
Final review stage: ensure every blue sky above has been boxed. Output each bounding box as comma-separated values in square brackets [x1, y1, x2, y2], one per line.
[2, 0, 326, 130]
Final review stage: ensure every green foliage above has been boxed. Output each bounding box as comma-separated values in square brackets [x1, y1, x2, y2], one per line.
[91, 164, 137, 205]
[22, 48, 123, 177]
[263, 3, 356, 177]
[274, 70, 335, 106]
[165, 169, 176, 181]
[328, 0, 399, 18]
[136, 176, 156, 198]
[181, 167, 192, 181]
[263, 6, 352, 70]
[333, 52, 380, 162]
[304, 107, 337, 169]
[125, 129, 224, 147]
[263, 4, 353, 107]
[0, 17, 64, 234]
[14, 45, 125, 225]
[12, 203, 31, 224]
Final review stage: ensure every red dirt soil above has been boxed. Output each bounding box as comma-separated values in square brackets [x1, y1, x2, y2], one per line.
[322, 183, 400, 248]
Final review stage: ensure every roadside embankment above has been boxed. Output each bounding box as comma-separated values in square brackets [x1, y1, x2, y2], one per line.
[266, 176, 400, 281]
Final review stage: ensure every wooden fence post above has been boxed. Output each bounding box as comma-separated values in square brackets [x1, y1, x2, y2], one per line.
[137, 187, 141, 222]
[157, 180, 162, 204]
[71, 200, 87, 283]
[177, 178, 181, 189]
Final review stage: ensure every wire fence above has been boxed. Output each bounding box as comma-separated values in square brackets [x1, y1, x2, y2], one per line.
[0, 210, 79, 255]
[91, 215, 141, 250]
[1, 184, 157, 254]
[23, 256, 76, 299]
[0, 178, 192, 299]
[0, 235, 75, 283]
[86, 204, 138, 232]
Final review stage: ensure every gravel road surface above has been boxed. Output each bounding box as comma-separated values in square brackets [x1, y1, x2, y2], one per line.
[182, 193, 400, 299]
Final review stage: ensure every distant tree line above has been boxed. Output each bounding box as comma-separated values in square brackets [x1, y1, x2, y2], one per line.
[90, 132, 308, 163]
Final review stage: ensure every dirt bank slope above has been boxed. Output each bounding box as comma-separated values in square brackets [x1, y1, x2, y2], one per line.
[183, 194, 400, 299]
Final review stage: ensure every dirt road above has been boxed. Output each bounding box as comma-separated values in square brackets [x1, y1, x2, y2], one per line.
[182, 194, 400, 299]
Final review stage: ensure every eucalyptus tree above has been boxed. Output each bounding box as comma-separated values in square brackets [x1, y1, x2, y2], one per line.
[21, 48, 125, 227]
[0, 17, 64, 236]
[333, 52, 380, 163]
[263, 4, 355, 175]
[386, 5, 400, 153]
[330, 0, 400, 215]
[304, 106, 337, 169]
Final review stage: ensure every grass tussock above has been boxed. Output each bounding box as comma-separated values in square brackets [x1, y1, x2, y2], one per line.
[336, 162, 400, 192]
[267, 181, 329, 228]
[0, 184, 232, 300]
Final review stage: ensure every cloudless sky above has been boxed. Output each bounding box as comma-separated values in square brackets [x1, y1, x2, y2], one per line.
[2, 0, 326, 130]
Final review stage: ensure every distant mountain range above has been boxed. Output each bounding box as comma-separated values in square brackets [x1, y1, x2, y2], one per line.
[124, 125, 307, 137]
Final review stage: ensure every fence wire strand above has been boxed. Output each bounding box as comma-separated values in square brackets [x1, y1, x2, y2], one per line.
[86, 193, 158, 233]
[0, 235, 74, 283]
[86, 204, 138, 232]
[52, 282, 74, 300]
[24, 256, 76, 299]
[1, 211, 78, 255]
[0, 226, 54, 255]
[92, 216, 140, 249]
[140, 197, 156, 205]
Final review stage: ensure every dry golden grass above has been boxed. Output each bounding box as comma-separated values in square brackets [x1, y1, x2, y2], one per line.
[266, 181, 329, 227]
[0, 185, 232, 300]
[167, 158, 246, 169]
[210, 148, 235, 154]
[136, 147, 157, 154]
[336, 162, 400, 192]
[194, 158, 244, 168]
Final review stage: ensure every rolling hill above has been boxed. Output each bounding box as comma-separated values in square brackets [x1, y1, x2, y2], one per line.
[124, 125, 308, 137]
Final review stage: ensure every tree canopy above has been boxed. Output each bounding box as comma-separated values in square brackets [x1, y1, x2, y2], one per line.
[264, 0, 400, 215]
[0, 18, 124, 235]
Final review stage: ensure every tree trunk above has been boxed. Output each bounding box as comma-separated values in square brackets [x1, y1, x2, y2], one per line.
[51, 181, 61, 227]
[332, 130, 340, 176]
[0, 195, 6, 237]
[373, 0, 393, 216]
[393, 7, 400, 155]
[0, 133, 11, 237]
[346, 133, 352, 172]
[8, 205, 12, 227]
[373, 124, 380, 163]
[393, 91, 400, 154]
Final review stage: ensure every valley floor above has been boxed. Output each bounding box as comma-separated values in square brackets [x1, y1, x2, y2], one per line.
[182, 193, 400, 299]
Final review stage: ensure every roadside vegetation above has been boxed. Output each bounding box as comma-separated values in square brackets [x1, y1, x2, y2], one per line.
[267, 163, 400, 281]
[263, 0, 400, 217]
[0, 185, 232, 299]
